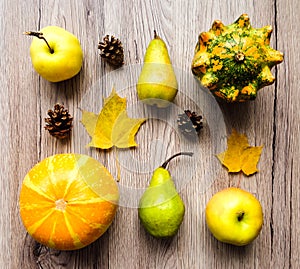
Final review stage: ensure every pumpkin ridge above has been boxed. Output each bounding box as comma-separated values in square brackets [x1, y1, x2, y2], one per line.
[67, 194, 119, 204]
[58, 173, 90, 200]
[64, 207, 109, 229]
[26, 208, 56, 235]
[60, 172, 80, 198]
[22, 175, 56, 201]
[61, 208, 108, 249]
[46, 154, 90, 199]
[48, 170, 80, 200]
[56, 213, 84, 249]
[39, 209, 83, 250]
[66, 199, 118, 227]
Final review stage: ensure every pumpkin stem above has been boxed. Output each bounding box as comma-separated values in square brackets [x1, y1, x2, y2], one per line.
[24, 31, 54, 54]
[235, 52, 245, 62]
[55, 198, 67, 211]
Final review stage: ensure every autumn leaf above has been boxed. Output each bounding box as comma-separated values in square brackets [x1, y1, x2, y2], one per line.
[81, 88, 146, 149]
[217, 129, 263, 176]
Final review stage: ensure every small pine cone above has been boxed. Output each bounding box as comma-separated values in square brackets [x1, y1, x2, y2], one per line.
[98, 35, 124, 67]
[44, 104, 73, 139]
[177, 110, 203, 137]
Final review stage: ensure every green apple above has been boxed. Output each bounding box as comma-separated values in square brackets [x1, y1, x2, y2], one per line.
[25, 26, 83, 82]
[205, 187, 263, 246]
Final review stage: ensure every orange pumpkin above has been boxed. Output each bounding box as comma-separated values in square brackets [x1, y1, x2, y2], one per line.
[19, 154, 119, 250]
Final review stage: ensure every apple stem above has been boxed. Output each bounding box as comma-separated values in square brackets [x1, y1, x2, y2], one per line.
[24, 31, 54, 54]
[237, 212, 245, 221]
[161, 152, 194, 169]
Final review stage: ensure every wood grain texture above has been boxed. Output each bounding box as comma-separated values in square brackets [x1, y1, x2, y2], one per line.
[1, 0, 299, 268]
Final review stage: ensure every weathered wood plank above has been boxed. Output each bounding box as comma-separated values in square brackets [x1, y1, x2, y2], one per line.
[272, 0, 300, 267]
[3, 1, 41, 269]
[1, 0, 299, 268]
[0, 1, 11, 268]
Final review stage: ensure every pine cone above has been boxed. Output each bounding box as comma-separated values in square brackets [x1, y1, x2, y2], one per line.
[98, 35, 124, 67]
[177, 110, 203, 137]
[44, 104, 73, 139]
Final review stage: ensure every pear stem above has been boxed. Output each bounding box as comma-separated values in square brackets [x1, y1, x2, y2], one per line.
[161, 152, 194, 169]
[24, 31, 54, 54]
[154, 30, 158, 39]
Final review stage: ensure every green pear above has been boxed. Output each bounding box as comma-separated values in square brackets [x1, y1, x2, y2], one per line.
[137, 31, 178, 108]
[138, 152, 193, 238]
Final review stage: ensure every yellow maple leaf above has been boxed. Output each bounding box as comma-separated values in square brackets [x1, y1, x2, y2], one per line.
[81, 88, 146, 149]
[217, 129, 263, 176]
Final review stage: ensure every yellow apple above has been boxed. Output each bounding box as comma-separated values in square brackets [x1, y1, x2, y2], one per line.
[205, 187, 263, 246]
[26, 26, 83, 82]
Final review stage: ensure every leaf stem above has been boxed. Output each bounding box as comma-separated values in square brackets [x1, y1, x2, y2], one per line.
[24, 31, 54, 54]
[114, 147, 121, 182]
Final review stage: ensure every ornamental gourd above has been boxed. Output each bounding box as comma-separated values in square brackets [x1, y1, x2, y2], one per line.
[191, 14, 284, 102]
[19, 154, 119, 250]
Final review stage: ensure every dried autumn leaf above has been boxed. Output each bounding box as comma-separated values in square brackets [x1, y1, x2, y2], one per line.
[81, 88, 146, 149]
[217, 129, 263, 176]
[81, 110, 98, 137]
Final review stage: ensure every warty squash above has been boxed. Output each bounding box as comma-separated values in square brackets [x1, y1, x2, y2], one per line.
[191, 14, 284, 102]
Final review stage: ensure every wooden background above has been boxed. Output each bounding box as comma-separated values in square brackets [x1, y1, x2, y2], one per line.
[1, 0, 299, 268]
